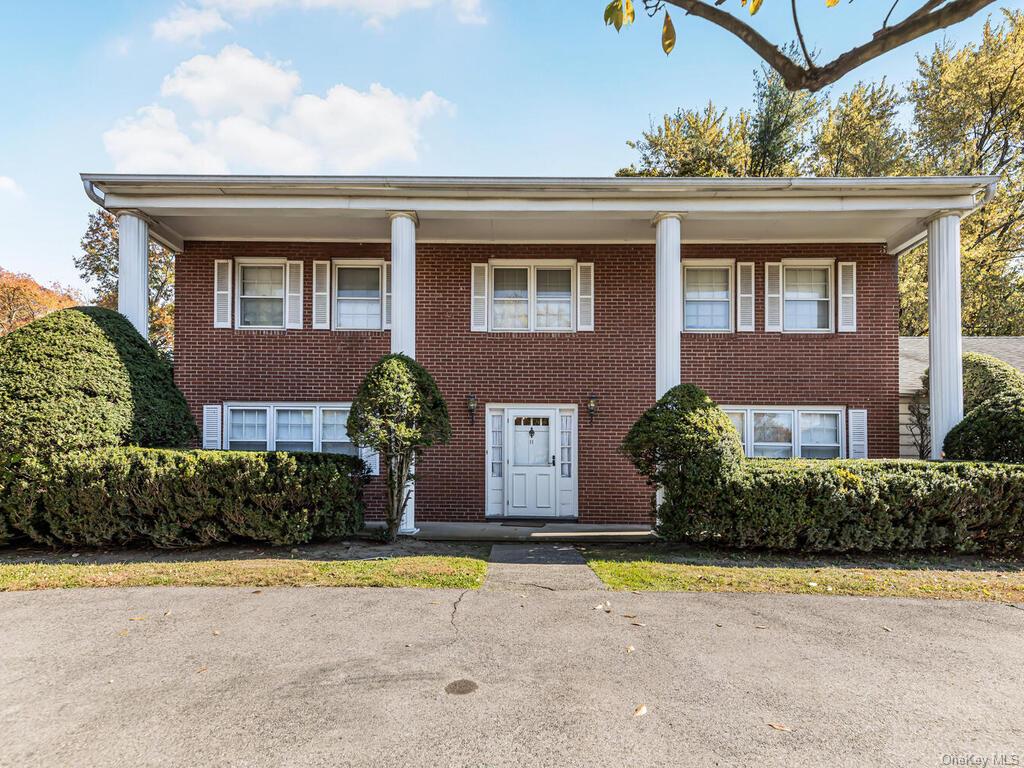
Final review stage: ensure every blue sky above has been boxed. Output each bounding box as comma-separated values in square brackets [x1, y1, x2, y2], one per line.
[1, 0, 1020, 291]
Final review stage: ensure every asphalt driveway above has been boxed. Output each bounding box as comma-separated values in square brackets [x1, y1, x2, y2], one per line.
[1, 585, 1022, 767]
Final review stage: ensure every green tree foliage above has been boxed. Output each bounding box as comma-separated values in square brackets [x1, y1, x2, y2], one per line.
[0, 307, 197, 458]
[347, 354, 451, 541]
[619, 11, 1024, 336]
[75, 209, 176, 353]
[812, 80, 910, 177]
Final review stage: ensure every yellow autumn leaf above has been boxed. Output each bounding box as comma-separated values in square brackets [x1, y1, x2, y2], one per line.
[750, 0, 763, 14]
[624, 0, 635, 25]
[826, 0, 840, 6]
[662, 11, 676, 55]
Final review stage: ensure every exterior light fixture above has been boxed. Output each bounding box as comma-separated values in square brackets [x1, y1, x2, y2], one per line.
[467, 393, 478, 424]
[587, 394, 598, 424]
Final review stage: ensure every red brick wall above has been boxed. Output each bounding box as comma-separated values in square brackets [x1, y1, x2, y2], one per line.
[175, 240, 898, 525]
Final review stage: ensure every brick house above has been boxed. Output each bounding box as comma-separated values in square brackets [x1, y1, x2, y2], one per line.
[82, 174, 995, 529]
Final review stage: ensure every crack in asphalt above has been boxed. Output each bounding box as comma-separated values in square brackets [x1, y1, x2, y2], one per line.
[449, 590, 469, 639]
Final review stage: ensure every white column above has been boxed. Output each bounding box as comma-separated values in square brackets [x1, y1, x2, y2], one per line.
[389, 211, 417, 358]
[654, 213, 683, 398]
[117, 211, 149, 339]
[927, 213, 964, 459]
[389, 211, 418, 533]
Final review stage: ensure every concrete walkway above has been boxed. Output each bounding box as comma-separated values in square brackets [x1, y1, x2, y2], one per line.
[484, 543, 606, 592]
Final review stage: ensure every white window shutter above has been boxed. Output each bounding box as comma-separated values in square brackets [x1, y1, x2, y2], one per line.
[839, 262, 857, 332]
[360, 445, 380, 475]
[213, 260, 231, 328]
[285, 261, 303, 329]
[577, 262, 595, 331]
[312, 261, 330, 329]
[848, 409, 868, 458]
[764, 262, 782, 332]
[737, 262, 755, 332]
[383, 262, 392, 329]
[471, 263, 488, 332]
[202, 405, 222, 449]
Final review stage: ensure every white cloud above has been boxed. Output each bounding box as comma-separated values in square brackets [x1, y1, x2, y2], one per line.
[162, 45, 299, 118]
[0, 176, 23, 197]
[103, 106, 229, 173]
[153, 5, 231, 43]
[153, 0, 484, 42]
[104, 46, 452, 174]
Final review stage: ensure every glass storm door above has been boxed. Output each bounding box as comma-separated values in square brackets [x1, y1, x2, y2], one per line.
[506, 409, 558, 517]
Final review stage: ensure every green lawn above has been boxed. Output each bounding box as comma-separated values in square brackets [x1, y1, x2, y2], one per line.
[583, 547, 1024, 602]
[0, 556, 487, 591]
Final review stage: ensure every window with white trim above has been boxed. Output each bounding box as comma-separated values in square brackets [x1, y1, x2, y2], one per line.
[237, 262, 285, 329]
[683, 261, 734, 332]
[722, 406, 845, 459]
[782, 262, 833, 332]
[335, 263, 384, 330]
[489, 262, 575, 332]
[224, 403, 363, 463]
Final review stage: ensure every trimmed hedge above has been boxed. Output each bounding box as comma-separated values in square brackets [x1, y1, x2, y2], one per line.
[656, 459, 1024, 556]
[1, 447, 367, 548]
[945, 389, 1024, 464]
[624, 384, 1024, 556]
[0, 307, 197, 457]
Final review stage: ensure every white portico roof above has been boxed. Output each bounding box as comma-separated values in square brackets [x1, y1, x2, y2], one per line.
[81, 174, 998, 253]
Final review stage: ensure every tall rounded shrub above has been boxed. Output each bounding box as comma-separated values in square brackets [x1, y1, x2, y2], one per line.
[0, 307, 197, 457]
[348, 354, 451, 541]
[622, 383, 743, 534]
[944, 389, 1024, 463]
[923, 351, 1024, 412]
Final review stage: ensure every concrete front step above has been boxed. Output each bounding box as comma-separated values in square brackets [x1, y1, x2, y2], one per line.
[406, 521, 655, 543]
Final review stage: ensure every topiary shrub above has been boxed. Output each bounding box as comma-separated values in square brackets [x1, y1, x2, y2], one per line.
[923, 351, 1024, 412]
[944, 389, 1024, 463]
[0, 307, 197, 457]
[348, 354, 451, 541]
[621, 383, 743, 535]
[3, 447, 367, 548]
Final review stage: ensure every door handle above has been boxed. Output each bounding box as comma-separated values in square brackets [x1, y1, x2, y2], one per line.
[551, 455, 556, 467]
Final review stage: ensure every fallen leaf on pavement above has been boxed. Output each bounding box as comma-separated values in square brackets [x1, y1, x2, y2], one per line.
[631, 622, 647, 627]
[117, 629, 129, 637]
[251, 590, 262, 595]
[212, 630, 221, 636]
[715, 623, 723, 628]
[622, 614, 637, 619]
[882, 626, 893, 632]
[767, 723, 792, 732]
[163, 611, 172, 616]
[196, 666, 208, 674]
[129, 616, 146, 622]
[755, 625, 768, 629]
[633, 704, 648, 717]
[626, 645, 635, 653]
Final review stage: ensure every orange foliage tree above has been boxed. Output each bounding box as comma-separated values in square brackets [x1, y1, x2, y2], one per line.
[0, 268, 80, 334]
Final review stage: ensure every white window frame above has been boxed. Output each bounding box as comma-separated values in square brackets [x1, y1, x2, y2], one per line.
[332, 259, 386, 332]
[682, 258, 735, 333]
[221, 402, 374, 471]
[487, 259, 576, 333]
[781, 259, 835, 334]
[235, 258, 287, 331]
[721, 405, 846, 459]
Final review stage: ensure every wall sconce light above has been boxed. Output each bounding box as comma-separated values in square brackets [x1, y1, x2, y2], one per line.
[467, 393, 478, 425]
[587, 394, 598, 424]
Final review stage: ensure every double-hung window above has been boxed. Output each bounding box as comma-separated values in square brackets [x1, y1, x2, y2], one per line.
[783, 261, 833, 332]
[237, 261, 286, 329]
[335, 263, 385, 330]
[723, 406, 845, 459]
[683, 260, 734, 332]
[490, 262, 575, 332]
[224, 403, 363, 462]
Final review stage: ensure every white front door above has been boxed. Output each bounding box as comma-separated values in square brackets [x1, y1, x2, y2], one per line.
[506, 408, 559, 517]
